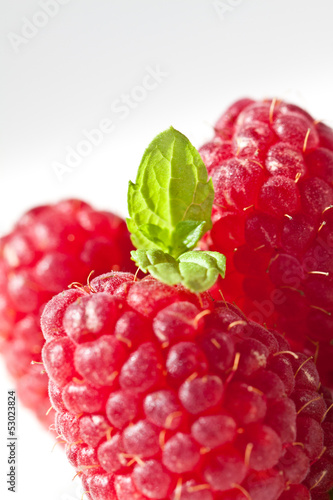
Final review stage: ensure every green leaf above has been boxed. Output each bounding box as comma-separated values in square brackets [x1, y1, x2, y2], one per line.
[131, 249, 226, 293]
[127, 127, 227, 293]
[130, 249, 154, 272]
[127, 127, 214, 257]
[131, 249, 181, 285]
[136, 221, 206, 257]
[171, 220, 206, 257]
[137, 224, 170, 252]
[126, 215, 152, 250]
[202, 251, 227, 278]
[178, 251, 226, 292]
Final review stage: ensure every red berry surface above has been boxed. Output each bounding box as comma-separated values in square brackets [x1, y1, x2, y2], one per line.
[41, 271, 333, 499]
[0, 199, 135, 425]
[200, 98, 333, 387]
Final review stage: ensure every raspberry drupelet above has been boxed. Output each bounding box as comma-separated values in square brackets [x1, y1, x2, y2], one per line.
[41, 271, 333, 500]
[199, 98, 333, 387]
[0, 199, 135, 426]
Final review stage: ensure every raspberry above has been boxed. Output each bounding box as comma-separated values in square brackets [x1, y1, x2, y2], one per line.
[144, 390, 184, 430]
[0, 199, 134, 426]
[200, 98, 333, 387]
[41, 272, 333, 499]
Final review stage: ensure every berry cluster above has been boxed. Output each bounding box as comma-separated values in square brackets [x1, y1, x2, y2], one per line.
[0, 199, 134, 424]
[41, 271, 333, 500]
[199, 99, 333, 387]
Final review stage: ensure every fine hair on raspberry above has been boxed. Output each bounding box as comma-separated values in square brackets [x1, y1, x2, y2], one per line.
[0, 199, 134, 425]
[41, 271, 333, 500]
[199, 98, 333, 388]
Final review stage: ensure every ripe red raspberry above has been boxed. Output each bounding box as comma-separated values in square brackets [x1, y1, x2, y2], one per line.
[199, 99, 333, 387]
[41, 271, 333, 500]
[0, 199, 135, 425]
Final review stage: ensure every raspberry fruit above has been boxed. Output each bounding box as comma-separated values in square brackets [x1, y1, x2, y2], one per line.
[41, 271, 333, 499]
[0, 199, 135, 425]
[199, 99, 333, 387]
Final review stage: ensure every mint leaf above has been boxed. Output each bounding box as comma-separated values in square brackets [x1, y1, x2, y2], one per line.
[132, 249, 226, 293]
[126, 215, 153, 250]
[202, 251, 227, 278]
[178, 251, 226, 292]
[148, 262, 182, 285]
[127, 127, 214, 257]
[131, 249, 181, 285]
[137, 220, 206, 256]
[130, 249, 155, 272]
[137, 224, 170, 252]
[131, 248, 177, 271]
[171, 220, 206, 256]
[127, 127, 227, 293]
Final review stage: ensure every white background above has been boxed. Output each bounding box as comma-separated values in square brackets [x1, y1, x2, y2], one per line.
[1, 0, 333, 499]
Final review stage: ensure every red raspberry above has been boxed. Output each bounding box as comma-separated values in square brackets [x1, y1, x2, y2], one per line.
[200, 98, 333, 387]
[41, 271, 333, 499]
[0, 199, 135, 426]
